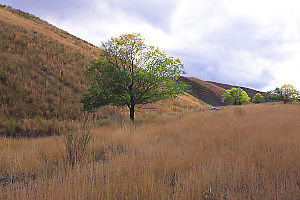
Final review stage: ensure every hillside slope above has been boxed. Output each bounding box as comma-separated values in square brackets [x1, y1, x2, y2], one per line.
[207, 81, 267, 99]
[0, 5, 99, 120]
[180, 77, 266, 106]
[179, 77, 226, 106]
[0, 5, 209, 136]
[0, 5, 102, 136]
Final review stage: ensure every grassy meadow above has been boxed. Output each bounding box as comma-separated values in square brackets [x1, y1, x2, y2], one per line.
[0, 103, 299, 199]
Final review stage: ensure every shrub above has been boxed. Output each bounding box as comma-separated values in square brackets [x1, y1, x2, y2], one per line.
[267, 87, 283, 101]
[221, 87, 250, 105]
[62, 123, 92, 168]
[1, 120, 23, 137]
[252, 93, 265, 103]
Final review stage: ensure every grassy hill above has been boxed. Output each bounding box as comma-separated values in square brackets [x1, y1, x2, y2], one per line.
[180, 77, 266, 106]
[0, 4, 101, 136]
[0, 5, 209, 136]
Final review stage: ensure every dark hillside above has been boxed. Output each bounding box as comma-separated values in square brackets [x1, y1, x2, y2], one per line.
[180, 77, 267, 106]
[207, 81, 267, 99]
[179, 77, 226, 106]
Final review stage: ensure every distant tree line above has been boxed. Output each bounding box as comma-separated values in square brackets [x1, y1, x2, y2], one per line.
[267, 84, 300, 103]
[221, 84, 300, 105]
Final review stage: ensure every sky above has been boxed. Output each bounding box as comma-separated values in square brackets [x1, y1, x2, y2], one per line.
[2, 0, 300, 91]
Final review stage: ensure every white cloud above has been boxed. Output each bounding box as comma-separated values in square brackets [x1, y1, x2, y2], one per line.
[163, 0, 300, 90]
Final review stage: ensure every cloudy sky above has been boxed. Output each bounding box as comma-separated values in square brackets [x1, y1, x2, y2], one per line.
[3, 0, 300, 91]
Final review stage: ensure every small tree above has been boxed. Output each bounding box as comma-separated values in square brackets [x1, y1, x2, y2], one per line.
[221, 87, 250, 105]
[281, 84, 299, 103]
[267, 87, 283, 101]
[81, 33, 189, 121]
[252, 93, 265, 103]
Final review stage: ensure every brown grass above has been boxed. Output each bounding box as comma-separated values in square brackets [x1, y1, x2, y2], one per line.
[0, 5, 99, 134]
[130, 93, 211, 114]
[0, 6, 99, 56]
[0, 103, 299, 199]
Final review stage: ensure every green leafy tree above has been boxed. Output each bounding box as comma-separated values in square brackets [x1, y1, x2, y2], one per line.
[252, 93, 265, 103]
[221, 87, 250, 105]
[267, 84, 299, 103]
[81, 33, 189, 121]
[281, 84, 299, 103]
[267, 87, 283, 101]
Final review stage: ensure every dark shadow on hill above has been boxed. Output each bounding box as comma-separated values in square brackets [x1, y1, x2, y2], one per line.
[179, 77, 225, 106]
[207, 81, 268, 100]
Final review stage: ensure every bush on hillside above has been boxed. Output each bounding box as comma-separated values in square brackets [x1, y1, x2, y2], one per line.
[252, 93, 265, 103]
[221, 87, 250, 105]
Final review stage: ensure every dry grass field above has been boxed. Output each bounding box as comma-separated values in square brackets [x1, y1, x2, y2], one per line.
[0, 103, 300, 199]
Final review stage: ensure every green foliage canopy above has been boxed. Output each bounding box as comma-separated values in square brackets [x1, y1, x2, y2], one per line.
[267, 84, 299, 103]
[281, 84, 299, 103]
[267, 87, 283, 101]
[81, 33, 189, 121]
[252, 93, 265, 103]
[221, 87, 250, 105]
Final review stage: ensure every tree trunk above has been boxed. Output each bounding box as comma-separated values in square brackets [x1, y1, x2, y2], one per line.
[130, 105, 135, 121]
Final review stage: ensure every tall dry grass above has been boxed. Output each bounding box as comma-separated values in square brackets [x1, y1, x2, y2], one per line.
[0, 103, 300, 199]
